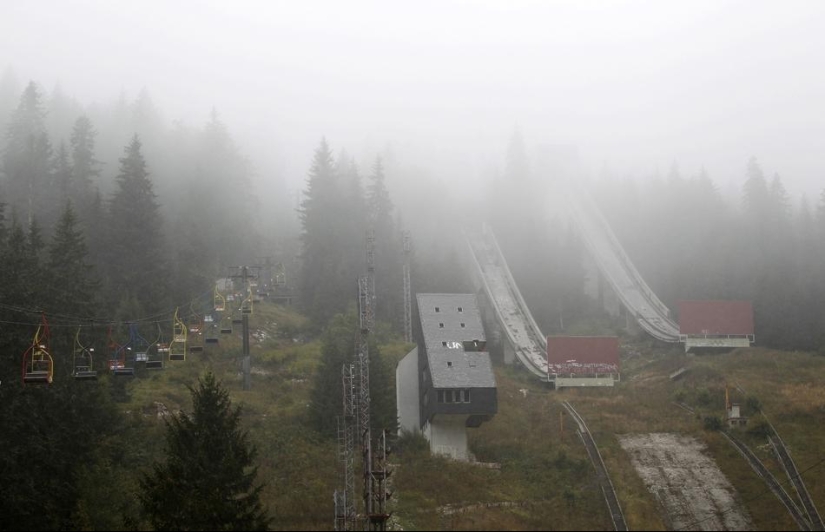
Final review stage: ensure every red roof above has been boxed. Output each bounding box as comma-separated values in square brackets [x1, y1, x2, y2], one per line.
[678, 300, 754, 336]
[546, 336, 619, 375]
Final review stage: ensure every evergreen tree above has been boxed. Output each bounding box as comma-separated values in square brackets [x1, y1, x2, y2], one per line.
[366, 156, 402, 329]
[338, 151, 367, 307]
[309, 310, 397, 435]
[309, 310, 358, 435]
[46, 202, 98, 318]
[3, 81, 53, 226]
[52, 141, 71, 202]
[69, 115, 100, 207]
[139, 372, 270, 531]
[105, 135, 168, 315]
[299, 138, 349, 327]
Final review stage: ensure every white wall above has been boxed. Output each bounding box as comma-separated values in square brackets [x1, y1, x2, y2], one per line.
[424, 415, 470, 461]
[396, 347, 420, 435]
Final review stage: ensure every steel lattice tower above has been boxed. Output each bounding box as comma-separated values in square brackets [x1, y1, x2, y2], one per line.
[402, 231, 412, 344]
[335, 364, 357, 530]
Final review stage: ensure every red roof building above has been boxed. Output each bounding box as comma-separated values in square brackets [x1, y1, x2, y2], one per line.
[678, 301, 754, 336]
[547, 336, 620, 376]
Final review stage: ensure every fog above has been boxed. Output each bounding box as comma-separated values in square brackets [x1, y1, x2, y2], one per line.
[3, 0, 825, 203]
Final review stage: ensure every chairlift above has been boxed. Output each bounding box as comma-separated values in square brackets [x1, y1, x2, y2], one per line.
[169, 308, 187, 361]
[205, 323, 219, 344]
[108, 326, 135, 377]
[73, 326, 98, 380]
[214, 285, 226, 313]
[152, 340, 169, 370]
[187, 304, 203, 334]
[188, 331, 204, 354]
[242, 288, 253, 314]
[22, 314, 54, 385]
[130, 322, 162, 368]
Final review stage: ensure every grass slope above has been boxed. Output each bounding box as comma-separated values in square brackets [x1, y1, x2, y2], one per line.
[111, 304, 825, 530]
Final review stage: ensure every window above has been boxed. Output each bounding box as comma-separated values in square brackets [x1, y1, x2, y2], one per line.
[447, 361, 452, 368]
[424, 393, 429, 406]
[435, 307, 440, 312]
[442, 341, 447, 347]
[457, 307, 463, 312]
[460, 323, 465, 328]
[439, 323, 444, 328]
[438, 389, 471, 404]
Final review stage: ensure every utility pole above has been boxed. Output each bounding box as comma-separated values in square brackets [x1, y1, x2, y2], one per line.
[229, 266, 259, 391]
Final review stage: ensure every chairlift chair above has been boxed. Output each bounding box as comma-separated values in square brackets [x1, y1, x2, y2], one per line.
[22, 314, 55, 385]
[214, 285, 226, 313]
[188, 331, 204, 353]
[130, 322, 159, 366]
[73, 326, 98, 380]
[151, 341, 168, 370]
[220, 313, 233, 334]
[242, 289, 253, 314]
[205, 323, 220, 344]
[169, 308, 187, 361]
[108, 327, 135, 377]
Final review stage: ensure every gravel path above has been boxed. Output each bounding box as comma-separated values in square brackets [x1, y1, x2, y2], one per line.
[619, 433, 752, 531]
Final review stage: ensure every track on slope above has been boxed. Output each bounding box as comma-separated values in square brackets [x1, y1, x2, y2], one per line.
[721, 432, 811, 531]
[562, 401, 627, 531]
[769, 432, 824, 530]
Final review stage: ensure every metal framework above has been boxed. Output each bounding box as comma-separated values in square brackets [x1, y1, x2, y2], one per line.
[335, 364, 358, 531]
[402, 230, 412, 344]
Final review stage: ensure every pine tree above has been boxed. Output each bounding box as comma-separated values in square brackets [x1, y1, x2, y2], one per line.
[299, 138, 349, 327]
[52, 141, 71, 202]
[139, 372, 270, 531]
[69, 115, 100, 207]
[309, 311, 358, 435]
[105, 135, 168, 315]
[366, 156, 402, 329]
[309, 311, 397, 435]
[46, 202, 98, 318]
[3, 81, 53, 226]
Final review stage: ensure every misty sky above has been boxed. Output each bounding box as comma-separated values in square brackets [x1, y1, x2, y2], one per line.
[2, 0, 824, 201]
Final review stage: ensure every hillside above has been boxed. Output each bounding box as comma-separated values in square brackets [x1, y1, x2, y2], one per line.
[106, 299, 825, 530]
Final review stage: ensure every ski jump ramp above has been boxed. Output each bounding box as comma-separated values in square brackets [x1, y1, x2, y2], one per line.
[565, 185, 680, 343]
[465, 185, 679, 381]
[465, 225, 549, 380]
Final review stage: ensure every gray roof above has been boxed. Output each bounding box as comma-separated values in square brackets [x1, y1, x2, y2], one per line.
[417, 294, 495, 389]
[417, 293, 485, 351]
[427, 347, 496, 388]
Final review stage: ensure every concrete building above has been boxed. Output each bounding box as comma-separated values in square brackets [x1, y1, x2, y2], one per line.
[396, 293, 497, 461]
